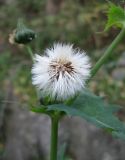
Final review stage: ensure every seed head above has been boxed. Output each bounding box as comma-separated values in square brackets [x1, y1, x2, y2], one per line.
[32, 43, 91, 101]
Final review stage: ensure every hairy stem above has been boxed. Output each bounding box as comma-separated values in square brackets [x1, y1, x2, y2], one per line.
[90, 27, 125, 80]
[50, 114, 59, 160]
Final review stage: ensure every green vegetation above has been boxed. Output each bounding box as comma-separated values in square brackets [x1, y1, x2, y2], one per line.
[1, 1, 125, 159]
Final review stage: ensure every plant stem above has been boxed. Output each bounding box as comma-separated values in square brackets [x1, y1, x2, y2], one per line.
[50, 114, 59, 160]
[26, 45, 34, 62]
[90, 27, 125, 80]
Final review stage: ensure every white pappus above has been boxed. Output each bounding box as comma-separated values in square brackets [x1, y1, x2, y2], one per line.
[31, 43, 91, 101]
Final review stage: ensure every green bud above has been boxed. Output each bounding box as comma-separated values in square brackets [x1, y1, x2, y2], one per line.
[10, 19, 36, 45]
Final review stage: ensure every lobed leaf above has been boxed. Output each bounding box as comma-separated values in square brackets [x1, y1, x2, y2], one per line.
[47, 90, 125, 139]
[105, 3, 125, 30]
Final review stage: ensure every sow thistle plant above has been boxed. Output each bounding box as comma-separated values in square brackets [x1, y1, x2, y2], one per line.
[10, 3, 125, 160]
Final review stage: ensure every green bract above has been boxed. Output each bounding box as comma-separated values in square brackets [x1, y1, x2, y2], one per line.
[105, 3, 125, 30]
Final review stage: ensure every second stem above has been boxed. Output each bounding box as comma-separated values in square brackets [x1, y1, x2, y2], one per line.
[90, 27, 125, 79]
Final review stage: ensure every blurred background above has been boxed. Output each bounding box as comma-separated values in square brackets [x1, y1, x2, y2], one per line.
[0, 0, 125, 160]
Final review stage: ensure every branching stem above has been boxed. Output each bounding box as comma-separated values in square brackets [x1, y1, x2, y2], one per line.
[89, 27, 125, 81]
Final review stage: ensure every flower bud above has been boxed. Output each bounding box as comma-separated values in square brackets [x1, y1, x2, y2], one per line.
[9, 19, 36, 45]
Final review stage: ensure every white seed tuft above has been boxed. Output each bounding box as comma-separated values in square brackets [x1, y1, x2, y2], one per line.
[31, 43, 91, 101]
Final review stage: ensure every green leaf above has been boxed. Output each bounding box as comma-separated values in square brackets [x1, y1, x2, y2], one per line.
[112, 131, 125, 140]
[30, 105, 51, 115]
[105, 3, 125, 30]
[31, 106, 46, 113]
[47, 90, 125, 139]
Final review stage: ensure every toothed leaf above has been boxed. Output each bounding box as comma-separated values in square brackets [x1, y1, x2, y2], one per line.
[105, 3, 125, 30]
